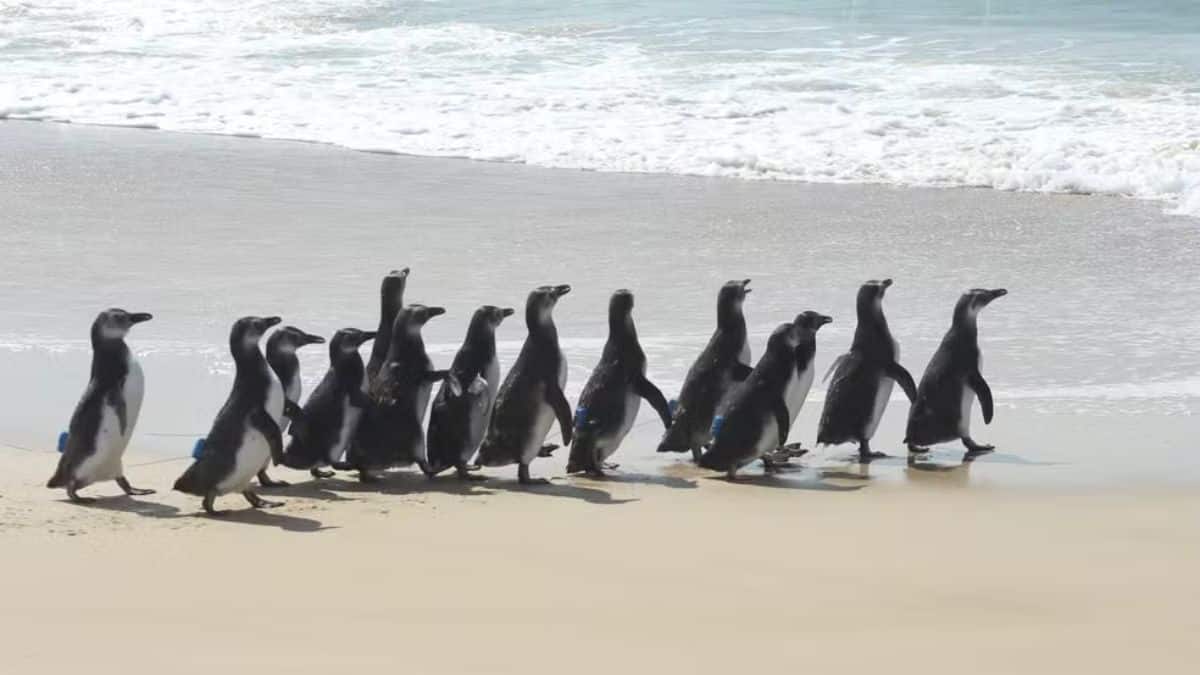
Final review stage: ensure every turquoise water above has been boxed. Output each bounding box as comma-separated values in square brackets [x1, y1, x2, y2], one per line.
[1, 0, 1198, 213]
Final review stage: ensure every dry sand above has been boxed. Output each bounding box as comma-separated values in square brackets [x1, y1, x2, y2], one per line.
[3, 443, 1199, 674]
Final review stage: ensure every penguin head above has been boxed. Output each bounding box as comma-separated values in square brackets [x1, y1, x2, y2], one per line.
[478, 305, 515, 328]
[717, 279, 751, 322]
[527, 285, 571, 327]
[793, 311, 833, 333]
[380, 268, 410, 310]
[857, 278, 893, 316]
[958, 288, 1007, 321]
[232, 316, 281, 351]
[767, 321, 803, 353]
[268, 326, 326, 355]
[93, 308, 153, 341]
[331, 328, 376, 357]
[398, 304, 445, 335]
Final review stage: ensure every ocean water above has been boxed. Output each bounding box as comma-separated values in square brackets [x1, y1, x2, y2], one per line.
[1, 122, 1197, 487]
[2, 1, 1199, 215]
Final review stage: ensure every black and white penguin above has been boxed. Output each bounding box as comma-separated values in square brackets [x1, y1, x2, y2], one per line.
[567, 290, 673, 477]
[817, 279, 917, 462]
[365, 268, 410, 382]
[350, 304, 447, 481]
[476, 285, 573, 485]
[905, 288, 1007, 457]
[173, 316, 287, 515]
[657, 279, 753, 461]
[425, 305, 515, 480]
[47, 308, 156, 502]
[699, 312, 831, 479]
[281, 328, 376, 477]
[258, 325, 325, 487]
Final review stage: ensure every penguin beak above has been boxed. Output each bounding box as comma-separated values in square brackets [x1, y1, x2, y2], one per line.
[989, 288, 1008, 301]
[426, 307, 446, 319]
[501, 307, 515, 318]
[129, 312, 153, 324]
[818, 314, 833, 326]
[881, 278, 893, 289]
[360, 331, 377, 343]
[741, 279, 752, 294]
[263, 316, 282, 328]
[303, 333, 326, 345]
[553, 285, 572, 298]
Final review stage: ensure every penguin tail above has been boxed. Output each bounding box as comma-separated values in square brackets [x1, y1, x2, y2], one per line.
[46, 468, 67, 489]
[656, 423, 691, 454]
[172, 465, 204, 496]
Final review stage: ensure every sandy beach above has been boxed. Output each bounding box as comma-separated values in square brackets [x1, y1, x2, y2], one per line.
[1, 120, 1198, 672]
[3, 445, 1200, 674]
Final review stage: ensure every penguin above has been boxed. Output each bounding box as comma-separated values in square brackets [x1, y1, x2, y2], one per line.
[699, 312, 832, 479]
[365, 268, 410, 382]
[173, 316, 287, 515]
[657, 279, 753, 461]
[47, 308, 156, 502]
[476, 285, 573, 485]
[817, 279, 917, 462]
[567, 290, 673, 477]
[425, 305, 515, 480]
[350, 304, 447, 481]
[905, 288, 1007, 457]
[258, 325, 325, 487]
[281, 328, 376, 477]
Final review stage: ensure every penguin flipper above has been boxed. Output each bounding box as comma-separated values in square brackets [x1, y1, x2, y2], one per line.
[249, 408, 285, 466]
[968, 371, 994, 424]
[885, 362, 918, 402]
[772, 399, 791, 447]
[544, 378, 574, 446]
[823, 354, 849, 383]
[634, 374, 673, 429]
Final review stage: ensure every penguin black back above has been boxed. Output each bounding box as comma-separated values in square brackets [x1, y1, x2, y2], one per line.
[568, 290, 673, 476]
[365, 268, 409, 381]
[477, 284, 573, 484]
[426, 305, 514, 477]
[905, 288, 1007, 454]
[283, 328, 376, 470]
[657, 279, 753, 460]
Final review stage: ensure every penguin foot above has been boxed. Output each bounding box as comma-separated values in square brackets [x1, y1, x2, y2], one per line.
[690, 446, 704, 463]
[456, 467, 487, 481]
[243, 491, 284, 509]
[962, 438, 995, 455]
[331, 461, 355, 471]
[725, 468, 742, 482]
[857, 451, 891, 464]
[518, 465, 550, 485]
[310, 468, 336, 479]
[256, 471, 291, 488]
[66, 484, 96, 504]
[116, 477, 155, 497]
[358, 470, 381, 484]
[907, 444, 931, 455]
[602, 462, 620, 470]
[202, 495, 228, 517]
[537, 444, 559, 458]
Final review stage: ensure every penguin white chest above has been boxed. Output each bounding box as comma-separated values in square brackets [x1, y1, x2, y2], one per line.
[958, 385, 975, 436]
[219, 422, 274, 494]
[864, 375, 894, 441]
[784, 363, 815, 421]
[77, 357, 144, 485]
[266, 375, 285, 427]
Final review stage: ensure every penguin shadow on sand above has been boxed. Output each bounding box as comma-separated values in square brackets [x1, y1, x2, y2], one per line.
[316, 472, 498, 499]
[904, 448, 1061, 487]
[702, 469, 866, 493]
[63, 493, 181, 519]
[570, 470, 698, 490]
[257, 479, 359, 503]
[203, 506, 332, 533]
[483, 476, 638, 505]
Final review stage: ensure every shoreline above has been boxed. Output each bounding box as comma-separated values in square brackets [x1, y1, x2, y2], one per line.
[4, 118, 1190, 217]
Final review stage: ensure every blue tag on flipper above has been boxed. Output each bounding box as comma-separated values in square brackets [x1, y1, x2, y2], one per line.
[57, 431, 68, 453]
[574, 406, 588, 430]
[192, 437, 206, 459]
[710, 415, 725, 440]
[669, 399, 679, 417]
